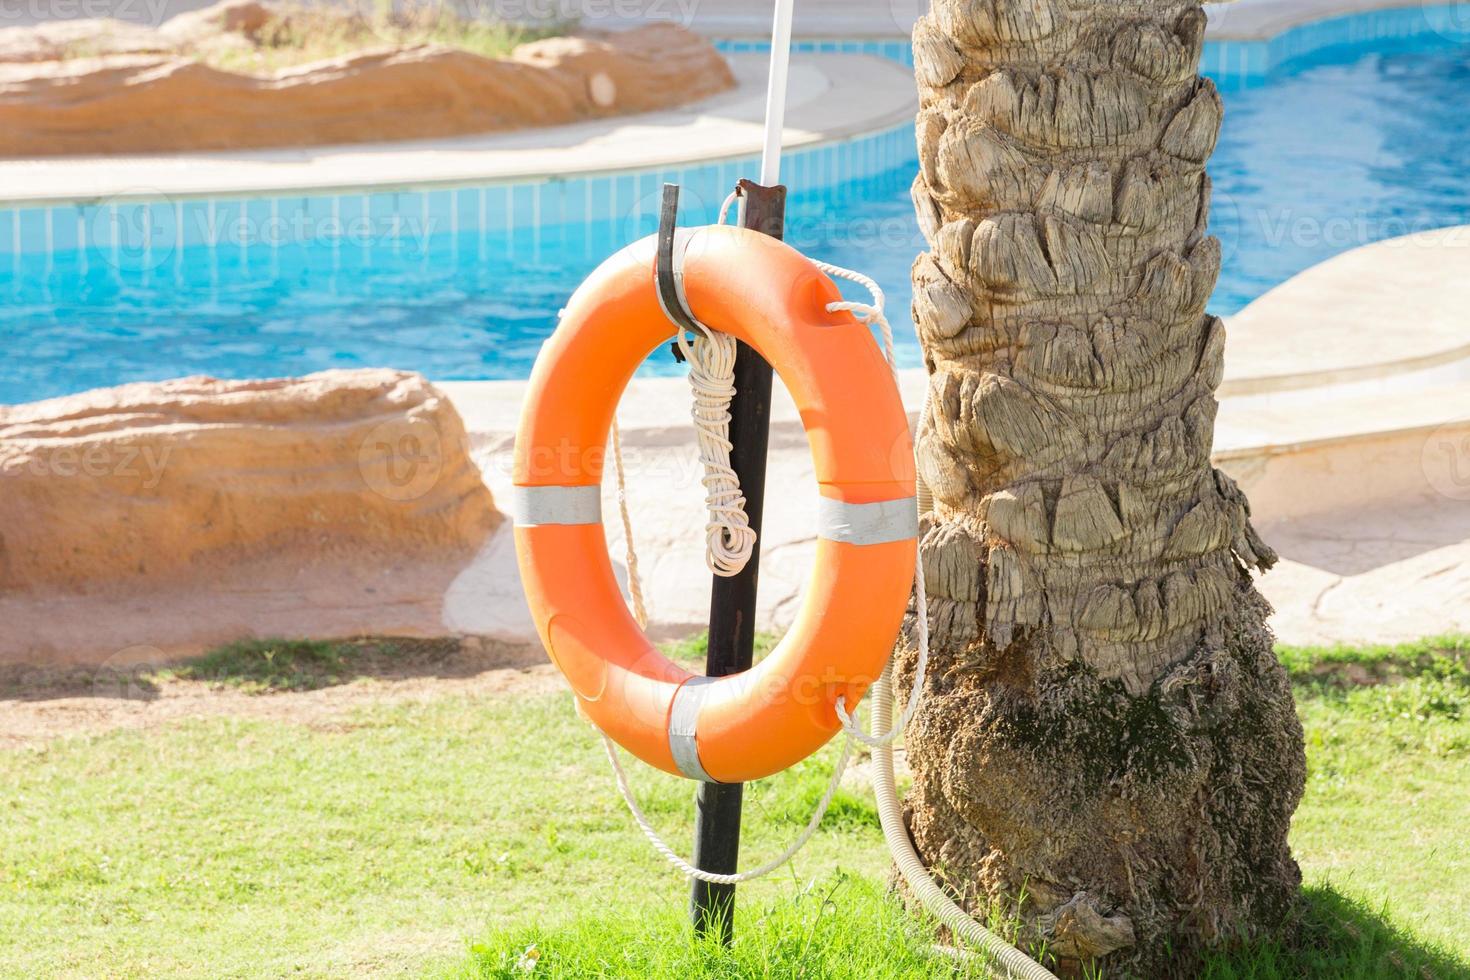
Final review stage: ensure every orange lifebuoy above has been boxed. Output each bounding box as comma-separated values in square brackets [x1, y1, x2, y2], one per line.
[512, 224, 916, 783]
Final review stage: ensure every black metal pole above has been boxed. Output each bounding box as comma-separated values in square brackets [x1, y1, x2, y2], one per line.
[689, 179, 786, 944]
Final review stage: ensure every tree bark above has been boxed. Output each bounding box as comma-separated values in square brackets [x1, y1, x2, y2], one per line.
[903, 1, 1306, 973]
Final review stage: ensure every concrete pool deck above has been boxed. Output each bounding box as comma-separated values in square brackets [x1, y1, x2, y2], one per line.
[1221, 227, 1470, 394]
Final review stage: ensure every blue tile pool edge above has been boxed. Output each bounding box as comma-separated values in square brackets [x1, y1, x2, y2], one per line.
[0, 124, 918, 260]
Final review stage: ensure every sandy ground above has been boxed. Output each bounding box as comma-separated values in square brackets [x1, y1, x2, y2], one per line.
[0, 636, 561, 747]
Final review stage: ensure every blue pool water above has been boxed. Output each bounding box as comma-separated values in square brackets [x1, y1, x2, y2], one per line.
[2, 20, 1468, 404]
[1208, 31, 1470, 312]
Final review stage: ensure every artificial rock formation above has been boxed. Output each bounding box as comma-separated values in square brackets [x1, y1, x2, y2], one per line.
[901, 1, 1305, 973]
[0, 369, 498, 594]
[0, 2, 735, 155]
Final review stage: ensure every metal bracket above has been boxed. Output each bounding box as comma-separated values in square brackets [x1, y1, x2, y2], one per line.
[656, 184, 703, 364]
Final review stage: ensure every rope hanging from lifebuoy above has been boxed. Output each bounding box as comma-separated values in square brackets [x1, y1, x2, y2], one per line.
[590, 199, 1058, 976]
[593, 183, 927, 884]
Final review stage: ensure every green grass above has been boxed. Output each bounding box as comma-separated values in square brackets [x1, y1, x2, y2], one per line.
[1279, 636, 1470, 963]
[655, 630, 782, 664]
[457, 882, 1467, 980]
[1199, 886, 1469, 979]
[1277, 633, 1470, 686]
[0, 650, 888, 977]
[159, 637, 368, 692]
[149, 634, 766, 695]
[152, 636, 472, 694]
[455, 874, 987, 979]
[1, 637, 1466, 978]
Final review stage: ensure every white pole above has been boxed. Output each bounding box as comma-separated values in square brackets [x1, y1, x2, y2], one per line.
[759, 0, 797, 186]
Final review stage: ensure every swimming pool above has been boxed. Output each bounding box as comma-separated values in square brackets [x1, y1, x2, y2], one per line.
[2, 7, 1468, 405]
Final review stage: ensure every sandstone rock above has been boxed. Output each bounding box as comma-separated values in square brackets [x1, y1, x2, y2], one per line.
[158, 0, 274, 45]
[510, 23, 733, 116]
[0, 6, 735, 156]
[0, 369, 499, 593]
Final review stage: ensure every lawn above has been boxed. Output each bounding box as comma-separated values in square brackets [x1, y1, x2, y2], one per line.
[0, 637, 1466, 978]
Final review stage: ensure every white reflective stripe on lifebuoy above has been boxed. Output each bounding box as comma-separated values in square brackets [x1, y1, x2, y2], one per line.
[510, 485, 602, 526]
[816, 496, 919, 545]
[668, 675, 719, 783]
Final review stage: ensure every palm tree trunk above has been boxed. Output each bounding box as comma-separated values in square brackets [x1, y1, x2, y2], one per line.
[903, 1, 1305, 972]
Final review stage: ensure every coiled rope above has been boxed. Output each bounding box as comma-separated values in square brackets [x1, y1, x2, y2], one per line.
[673, 317, 759, 578]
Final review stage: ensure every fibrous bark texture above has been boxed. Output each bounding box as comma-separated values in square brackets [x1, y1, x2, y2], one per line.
[903, 2, 1306, 974]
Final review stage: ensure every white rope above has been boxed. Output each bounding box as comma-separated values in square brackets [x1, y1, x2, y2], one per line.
[822, 263, 1054, 980]
[641, 188, 759, 580]
[604, 239, 929, 883]
[807, 260, 930, 748]
[717, 190, 739, 225]
[871, 667, 1059, 980]
[674, 324, 759, 578]
[607, 291, 851, 883]
[611, 420, 650, 628]
[608, 254, 1054, 980]
[601, 730, 853, 884]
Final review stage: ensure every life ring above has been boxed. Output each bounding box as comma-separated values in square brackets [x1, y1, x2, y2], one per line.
[512, 224, 916, 783]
